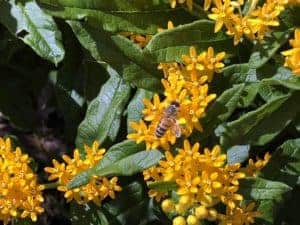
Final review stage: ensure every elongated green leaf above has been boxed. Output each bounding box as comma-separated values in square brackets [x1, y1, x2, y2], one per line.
[98, 140, 145, 169]
[193, 84, 244, 144]
[76, 67, 131, 150]
[127, 89, 153, 133]
[39, 0, 195, 34]
[69, 150, 163, 189]
[248, 29, 292, 69]
[67, 21, 162, 91]
[239, 177, 292, 201]
[145, 20, 234, 62]
[219, 92, 300, 148]
[239, 177, 292, 224]
[261, 77, 300, 91]
[0, 0, 64, 64]
[147, 181, 177, 192]
[261, 138, 300, 187]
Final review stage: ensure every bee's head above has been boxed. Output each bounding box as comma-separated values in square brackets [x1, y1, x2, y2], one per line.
[170, 101, 180, 108]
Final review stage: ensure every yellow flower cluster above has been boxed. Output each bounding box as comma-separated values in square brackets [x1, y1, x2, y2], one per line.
[0, 137, 44, 224]
[44, 141, 122, 205]
[127, 46, 224, 150]
[144, 140, 268, 225]
[288, 0, 300, 3]
[206, 0, 288, 45]
[169, 0, 193, 10]
[282, 28, 300, 75]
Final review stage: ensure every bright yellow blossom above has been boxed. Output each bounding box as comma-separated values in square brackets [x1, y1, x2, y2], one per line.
[0, 137, 44, 224]
[128, 47, 223, 150]
[144, 140, 263, 224]
[240, 152, 271, 177]
[282, 28, 300, 75]
[44, 141, 122, 205]
[207, 0, 288, 45]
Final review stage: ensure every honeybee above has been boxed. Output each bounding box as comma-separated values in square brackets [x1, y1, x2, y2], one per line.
[155, 101, 181, 138]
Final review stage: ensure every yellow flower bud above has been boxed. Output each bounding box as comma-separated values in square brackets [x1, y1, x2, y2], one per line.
[175, 203, 187, 214]
[161, 199, 174, 213]
[187, 215, 199, 225]
[173, 216, 187, 225]
[179, 195, 190, 206]
[195, 205, 208, 219]
[207, 208, 218, 221]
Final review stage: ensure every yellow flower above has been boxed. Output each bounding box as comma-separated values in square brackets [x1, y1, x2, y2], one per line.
[0, 137, 44, 224]
[219, 202, 260, 225]
[169, 0, 193, 10]
[208, 0, 236, 33]
[288, 0, 300, 4]
[44, 141, 122, 205]
[119, 32, 152, 48]
[208, 0, 288, 45]
[282, 28, 300, 75]
[128, 49, 218, 150]
[240, 152, 271, 177]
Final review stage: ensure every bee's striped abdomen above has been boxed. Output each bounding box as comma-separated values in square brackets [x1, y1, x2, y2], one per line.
[155, 121, 170, 138]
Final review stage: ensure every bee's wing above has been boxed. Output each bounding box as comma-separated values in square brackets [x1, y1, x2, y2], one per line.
[171, 119, 181, 138]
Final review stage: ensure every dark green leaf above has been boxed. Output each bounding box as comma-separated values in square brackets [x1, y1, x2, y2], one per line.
[248, 29, 292, 69]
[261, 138, 300, 187]
[219, 92, 300, 148]
[39, 0, 195, 33]
[239, 177, 291, 201]
[0, 0, 65, 64]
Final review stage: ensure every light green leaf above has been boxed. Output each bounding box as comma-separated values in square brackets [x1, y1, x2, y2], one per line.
[145, 19, 234, 62]
[69, 150, 163, 189]
[0, 0, 65, 64]
[75, 67, 131, 150]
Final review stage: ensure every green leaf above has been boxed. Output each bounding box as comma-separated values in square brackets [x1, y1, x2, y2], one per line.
[261, 138, 300, 187]
[39, 0, 195, 34]
[67, 21, 162, 91]
[248, 29, 292, 69]
[239, 177, 292, 224]
[127, 89, 153, 133]
[69, 150, 163, 189]
[0, 0, 65, 64]
[98, 140, 145, 169]
[219, 92, 300, 148]
[239, 177, 292, 201]
[145, 19, 234, 62]
[75, 67, 131, 150]
[227, 145, 250, 164]
[193, 84, 244, 144]
[147, 181, 177, 192]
